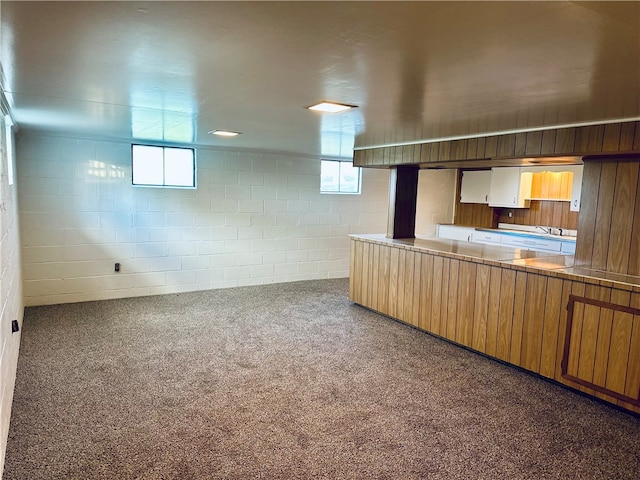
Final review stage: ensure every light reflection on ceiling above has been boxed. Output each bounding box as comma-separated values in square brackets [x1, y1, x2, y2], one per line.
[1, 1, 638, 159]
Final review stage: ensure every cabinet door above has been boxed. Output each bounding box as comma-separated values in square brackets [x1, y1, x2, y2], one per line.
[470, 230, 502, 245]
[500, 235, 562, 252]
[437, 225, 474, 242]
[460, 170, 491, 204]
[489, 167, 532, 208]
[569, 165, 583, 212]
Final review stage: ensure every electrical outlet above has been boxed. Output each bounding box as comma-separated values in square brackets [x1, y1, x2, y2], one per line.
[114, 262, 121, 272]
[11, 320, 19, 333]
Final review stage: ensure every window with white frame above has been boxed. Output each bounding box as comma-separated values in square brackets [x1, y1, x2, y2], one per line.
[320, 159, 361, 194]
[4, 116, 15, 185]
[132, 144, 195, 187]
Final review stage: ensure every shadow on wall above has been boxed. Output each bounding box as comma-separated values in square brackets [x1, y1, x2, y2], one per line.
[415, 169, 457, 237]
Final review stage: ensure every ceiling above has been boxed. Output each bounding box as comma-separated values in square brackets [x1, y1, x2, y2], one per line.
[1, 1, 639, 159]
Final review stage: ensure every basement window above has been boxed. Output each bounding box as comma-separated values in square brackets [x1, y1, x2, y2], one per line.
[320, 160, 361, 194]
[132, 144, 195, 188]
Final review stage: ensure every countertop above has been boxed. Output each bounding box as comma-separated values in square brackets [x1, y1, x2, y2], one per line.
[475, 227, 577, 243]
[350, 234, 640, 291]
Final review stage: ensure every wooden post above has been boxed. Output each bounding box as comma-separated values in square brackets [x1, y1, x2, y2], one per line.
[387, 165, 419, 239]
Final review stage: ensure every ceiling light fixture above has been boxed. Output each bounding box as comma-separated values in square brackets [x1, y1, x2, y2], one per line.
[209, 130, 241, 137]
[307, 101, 356, 113]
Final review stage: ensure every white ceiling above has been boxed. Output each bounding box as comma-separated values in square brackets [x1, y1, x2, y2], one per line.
[1, 1, 639, 158]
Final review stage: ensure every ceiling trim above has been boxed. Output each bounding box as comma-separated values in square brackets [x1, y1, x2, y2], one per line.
[354, 117, 640, 151]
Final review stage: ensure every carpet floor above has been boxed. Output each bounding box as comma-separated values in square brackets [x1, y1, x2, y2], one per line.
[4, 278, 640, 479]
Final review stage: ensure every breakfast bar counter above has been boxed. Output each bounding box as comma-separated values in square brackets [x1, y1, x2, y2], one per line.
[349, 234, 640, 414]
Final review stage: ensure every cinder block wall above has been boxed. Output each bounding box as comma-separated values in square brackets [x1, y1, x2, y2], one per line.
[17, 133, 391, 306]
[0, 120, 24, 477]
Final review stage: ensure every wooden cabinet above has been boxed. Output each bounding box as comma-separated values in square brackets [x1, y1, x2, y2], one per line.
[460, 170, 491, 204]
[520, 164, 583, 210]
[488, 167, 532, 208]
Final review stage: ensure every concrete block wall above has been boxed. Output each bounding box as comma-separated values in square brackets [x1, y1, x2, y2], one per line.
[0, 119, 23, 477]
[17, 133, 390, 306]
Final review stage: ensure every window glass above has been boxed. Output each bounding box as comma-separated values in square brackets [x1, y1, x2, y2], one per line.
[338, 162, 360, 193]
[132, 144, 195, 187]
[321, 160, 361, 194]
[164, 147, 194, 187]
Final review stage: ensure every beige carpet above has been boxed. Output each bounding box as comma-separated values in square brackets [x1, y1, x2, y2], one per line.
[4, 278, 640, 479]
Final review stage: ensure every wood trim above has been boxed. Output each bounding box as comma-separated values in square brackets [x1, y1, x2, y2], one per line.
[561, 294, 640, 406]
[358, 121, 640, 167]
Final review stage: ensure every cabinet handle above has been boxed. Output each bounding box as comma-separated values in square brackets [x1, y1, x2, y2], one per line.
[513, 197, 516, 204]
[485, 194, 488, 202]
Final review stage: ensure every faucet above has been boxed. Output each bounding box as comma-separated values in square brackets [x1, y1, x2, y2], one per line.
[536, 226, 563, 236]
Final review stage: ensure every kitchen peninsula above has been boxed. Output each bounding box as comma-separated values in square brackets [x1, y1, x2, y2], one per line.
[350, 121, 640, 414]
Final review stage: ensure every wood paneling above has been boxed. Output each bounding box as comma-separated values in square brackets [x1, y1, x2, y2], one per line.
[575, 158, 640, 276]
[496, 268, 515, 362]
[485, 266, 502, 358]
[574, 161, 601, 268]
[454, 203, 497, 228]
[497, 134, 516, 158]
[525, 131, 543, 156]
[496, 200, 578, 230]
[484, 136, 498, 158]
[603, 124, 622, 152]
[575, 125, 604, 153]
[587, 163, 616, 271]
[607, 161, 639, 274]
[562, 292, 640, 406]
[467, 138, 479, 160]
[360, 121, 640, 167]
[450, 139, 468, 161]
[541, 130, 557, 155]
[471, 264, 490, 352]
[350, 236, 640, 414]
[515, 132, 527, 157]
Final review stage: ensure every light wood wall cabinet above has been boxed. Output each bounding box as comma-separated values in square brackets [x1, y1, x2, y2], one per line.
[350, 235, 640, 414]
[353, 121, 640, 168]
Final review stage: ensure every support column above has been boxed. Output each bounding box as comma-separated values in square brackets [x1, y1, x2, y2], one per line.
[387, 165, 419, 239]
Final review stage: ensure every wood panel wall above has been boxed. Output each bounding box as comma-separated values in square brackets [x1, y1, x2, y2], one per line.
[350, 237, 640, 414]
[453, 200, 578, 230]
[353, 121, 640, 168]
[575, 158, 640, 276]
[497, 200, 579, 230]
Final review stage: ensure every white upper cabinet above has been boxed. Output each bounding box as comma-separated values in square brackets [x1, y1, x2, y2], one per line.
[460, 170, 492, 204]
[568, 165, 583, 211]
[488, 167, 532, 208]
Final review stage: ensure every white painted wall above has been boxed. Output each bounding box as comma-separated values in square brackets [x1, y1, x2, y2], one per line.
[17, 133, 390, 306]
[0, 117, 24, 477]
[415, 169, 456, 237]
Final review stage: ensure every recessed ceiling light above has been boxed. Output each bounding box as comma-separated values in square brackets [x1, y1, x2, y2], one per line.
[209, 130, 241, 137]
[307, 101, 356, 113]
